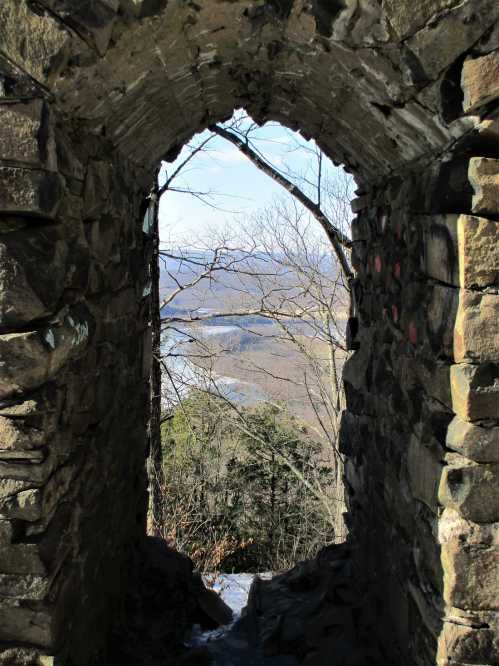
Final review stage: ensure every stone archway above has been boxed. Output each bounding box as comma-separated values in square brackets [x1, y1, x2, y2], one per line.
[0, 2, 498, 664]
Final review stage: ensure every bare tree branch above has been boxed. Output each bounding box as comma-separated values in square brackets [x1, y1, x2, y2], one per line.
[209, 123, 353, 281]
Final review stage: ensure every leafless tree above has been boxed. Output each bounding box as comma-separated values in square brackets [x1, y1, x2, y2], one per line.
[154, 112, 355, 545]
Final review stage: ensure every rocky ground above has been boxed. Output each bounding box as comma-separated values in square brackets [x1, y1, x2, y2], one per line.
[178, 543, 379, 666]
[0, 537, 404, 665]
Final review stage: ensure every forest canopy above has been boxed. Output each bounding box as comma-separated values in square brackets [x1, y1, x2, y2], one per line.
[160, 393, 339, 572]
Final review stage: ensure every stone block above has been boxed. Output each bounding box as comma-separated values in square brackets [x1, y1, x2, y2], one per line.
[439, 509, 498, 610]
[438, 618, 499, 665]
[83, 160, 113, 220]
[0, 51, 42, 99]
[0, 167, 63, 218]
[0, 479, 35, 502]
[0, 600, 52, 647]
[350, 196, 370, 214]
[352, 215, 373, 243]
[37, 0, 119, 55]
[415, 360, 453, 410]
[39, 657, 55, 666]
[0, 226, 68, 328]
[0, 331, 63, 399]
[407, 437, 443, 513]
[0, 573, 48, 601]
[0, 521, 45, 575]
[342, 336, 371, 392]
[446, 417, 499, 463]
[439, 456, 499, 523]
[0, 649, 54, 665]
[450, 363, 499, 421]
[426, 283, 458, 357]
[0, 385, 59, 449]
[422, 215, 459, 286]
[0, 0, 72, 84]
[382, 0, 462, 40]
[0, 544, 46, 576]
[54, 128, 85, 182]
[417, 215, 499, 289]
[475, 115, 499, 148]
[344, 458, 365, 496]
[0, 306, 93, 399]
[405, 0, 499, 80]
[468, 157, 499, 217]
[457, 214, 499, 289]
[0, 488, 43, 522]
[87, 214, 119, 263]
[351, 241, 367, 276]
[0, 416, 47, 451]
[454, 290, 499, 363]
[0, 450, 44, 462]
[0, 100, 57, 170]
[56, 192, 84, 224]
[462, 50, 499, 113]
[0, 457, 53, 485]
[40, 465, 75, 525]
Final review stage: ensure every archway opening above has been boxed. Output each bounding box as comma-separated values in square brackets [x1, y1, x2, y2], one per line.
[155, 109, 354, 563]
[141, 109, 360, 663]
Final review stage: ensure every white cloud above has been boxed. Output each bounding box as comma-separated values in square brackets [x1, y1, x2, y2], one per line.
[207, 147, 248, 164]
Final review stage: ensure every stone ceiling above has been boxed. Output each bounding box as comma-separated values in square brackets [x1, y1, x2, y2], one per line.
[2, 0, 497, 184]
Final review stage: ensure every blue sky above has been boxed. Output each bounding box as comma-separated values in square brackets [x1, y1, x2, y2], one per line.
[158, 112, 352, 244]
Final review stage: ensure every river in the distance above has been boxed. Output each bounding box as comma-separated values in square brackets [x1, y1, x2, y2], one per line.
[161, 325, 268, 405]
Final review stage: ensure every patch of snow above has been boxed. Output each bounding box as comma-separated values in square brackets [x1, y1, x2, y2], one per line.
[186, 573, 298, 665]
[187, 573, 270, 647]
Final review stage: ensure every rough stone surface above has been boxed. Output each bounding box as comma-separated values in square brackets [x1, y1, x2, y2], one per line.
[0, 0, 75, 84]
[454, 290, 499, 363]
[110, 537, 233, 666]
[404, 0, 499, 81]
[451, 363, 499, 422]
[438, 614, 499, 665]
[457, 214, 499, 289]
[0, 100, 57, 170]
[462, 50, 499, 114]
[468, 157, 499, 216]
[0, 307, 92, 399]
[422, 215, 459, 286]
[241, 545, 370, 665]
[420, 214, 499, 290]
[439, 455, 499, 523]
[446, 417, 499, 463]
[0, 168, 63, 218]
[439, 509, 498, 611]
[0, 226, 68, 327]
[407, 437, 443, 513]
[0, 601, 53, 648]
[36, 0, 119, 56]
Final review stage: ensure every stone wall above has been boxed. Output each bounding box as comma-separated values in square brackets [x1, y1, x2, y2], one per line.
[0, 1, 497, 665]
[343, 128, 499, 663]
[0, 99, 154, 662]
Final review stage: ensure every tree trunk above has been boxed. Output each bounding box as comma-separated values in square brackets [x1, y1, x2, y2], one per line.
[149, 188, 166, 537]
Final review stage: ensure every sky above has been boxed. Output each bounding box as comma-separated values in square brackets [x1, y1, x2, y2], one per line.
[158, 111, 353, 245]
